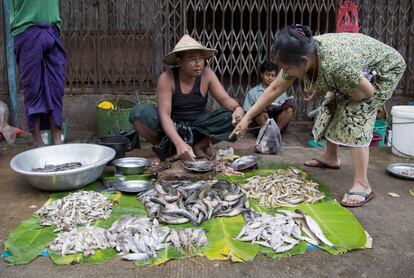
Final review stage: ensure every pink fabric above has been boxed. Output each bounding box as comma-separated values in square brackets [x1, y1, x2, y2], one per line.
[336, 0, 359, 33]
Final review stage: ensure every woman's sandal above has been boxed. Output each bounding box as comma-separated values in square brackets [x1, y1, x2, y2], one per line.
[340, 191, 375, 207]
[304, 158, 341, 169]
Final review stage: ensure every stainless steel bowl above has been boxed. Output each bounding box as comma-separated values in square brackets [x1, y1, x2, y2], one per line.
[231, 155, 260, 171]
[115, 180, 153, 193]
[10, 143, 116, 191]
[112, 157, 150, 175]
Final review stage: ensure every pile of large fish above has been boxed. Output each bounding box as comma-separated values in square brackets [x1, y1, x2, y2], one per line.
[105, 215, 208, 260]
[238, 209, 336, 252]
[37, 191, 113, 231]
[137, 180, 245, 226]
[241, 169, 325, 207]
[49, 225, 111, 256]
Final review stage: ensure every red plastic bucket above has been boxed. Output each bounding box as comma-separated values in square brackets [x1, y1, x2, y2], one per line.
[369, 132, 382, 147]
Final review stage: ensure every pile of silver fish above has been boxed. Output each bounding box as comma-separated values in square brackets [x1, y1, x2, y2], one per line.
[138, 179, 245, 226]
[236, 212, 302, 252]
[242, 169, 325, 207]
[37, 190, 113, 231]
[238, 209, 336, 252]
[105, 216, 208, 260]
[169, 228, 208, 255]
[49, 225, 111, 256]
[32, 162, 83, 172]
[106, 216, 171, 261]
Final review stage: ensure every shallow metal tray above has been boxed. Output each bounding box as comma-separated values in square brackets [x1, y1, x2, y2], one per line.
[115, 180, 153, 193]
[386, 163, 414, 180]
[182, 160, 216, 173]
[231, 155, 260, 171]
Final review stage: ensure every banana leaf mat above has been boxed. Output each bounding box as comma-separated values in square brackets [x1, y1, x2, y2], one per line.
[2, 162, 369, 265]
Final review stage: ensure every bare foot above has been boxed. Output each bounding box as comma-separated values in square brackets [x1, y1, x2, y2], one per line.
[150, 158, 160, 166]
[193, 145, 210, 159]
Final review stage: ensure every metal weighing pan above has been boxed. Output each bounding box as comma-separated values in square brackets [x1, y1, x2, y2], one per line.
[182, 160, 216, 173]
[231, 155, 260, 171]
[386, 163, 414, 180]
[115, 180, 153, 193]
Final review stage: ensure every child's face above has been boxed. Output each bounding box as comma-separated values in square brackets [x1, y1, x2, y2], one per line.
[260, 70, 277, 87]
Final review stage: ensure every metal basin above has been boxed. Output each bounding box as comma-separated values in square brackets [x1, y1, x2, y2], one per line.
[10, 144, 116, 191]
[387, 163, 414, 180]
[115, 180, 153, 193]
[112, 157, 150, 175]
[231, 155, 260, 171]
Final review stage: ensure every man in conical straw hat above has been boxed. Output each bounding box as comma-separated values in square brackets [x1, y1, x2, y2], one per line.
[130, 34, 244, 161]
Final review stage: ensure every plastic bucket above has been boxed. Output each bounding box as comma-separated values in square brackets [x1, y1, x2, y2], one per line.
[373, 119, 388, 147]
[369, 132, 382, 147]
[391, 105, 414, 158]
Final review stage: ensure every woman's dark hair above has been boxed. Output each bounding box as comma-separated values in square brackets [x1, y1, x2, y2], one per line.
[271, 24, 316, 65]
[259, 62, 277, 74]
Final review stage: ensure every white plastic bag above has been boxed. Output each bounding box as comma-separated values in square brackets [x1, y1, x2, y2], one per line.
[255, 118, 282, 154]
[0, 101, 16, 144]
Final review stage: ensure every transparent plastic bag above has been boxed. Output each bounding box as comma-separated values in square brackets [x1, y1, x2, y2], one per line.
[0, 101, 16, 144]
[255, 118, 282, 154]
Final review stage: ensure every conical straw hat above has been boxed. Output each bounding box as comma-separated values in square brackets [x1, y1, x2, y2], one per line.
[163, 34, 217, 65]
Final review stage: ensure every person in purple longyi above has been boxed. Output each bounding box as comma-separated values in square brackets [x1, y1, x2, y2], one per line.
[11, 0, 66, 146]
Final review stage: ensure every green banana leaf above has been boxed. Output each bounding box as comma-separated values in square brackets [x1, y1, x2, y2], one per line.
[135, 246, 187, 266]
[259, 241, 307, 259]
[201, 215, 259, 262]
[3, 215, 56, 265]
[295, 201, 367, 255]
[49, 248, 118, 265]
[95, 193, 147, 229]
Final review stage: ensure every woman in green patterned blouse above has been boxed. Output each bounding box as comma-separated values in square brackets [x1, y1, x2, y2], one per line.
[231, 25, 406, 207]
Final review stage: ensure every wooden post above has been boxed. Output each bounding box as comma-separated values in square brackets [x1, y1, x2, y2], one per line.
[2, 0, 19, 127]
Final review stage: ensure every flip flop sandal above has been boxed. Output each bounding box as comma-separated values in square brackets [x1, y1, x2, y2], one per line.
[340, 191, 375, 207]
[304, 158, 341, 169]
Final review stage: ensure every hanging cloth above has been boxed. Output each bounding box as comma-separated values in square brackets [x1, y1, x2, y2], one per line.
[336, 0, 359, 33]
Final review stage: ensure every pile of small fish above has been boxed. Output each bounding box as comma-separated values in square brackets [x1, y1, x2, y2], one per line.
[37, 190, 113, 231]
[238, 209, 336, 252]
[32, 162, 83, 172]
[169, 228, 208, 255]
[138, 179, 245, 226]
[242, 169, 325, 207]
[49, 225, 111, 256]
[106, 216, 171, 261]
[215, 160, 244, 176]
[105, 216, 208, 260]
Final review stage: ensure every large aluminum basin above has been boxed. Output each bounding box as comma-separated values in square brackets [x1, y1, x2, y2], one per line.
[10, 143, 115, 191]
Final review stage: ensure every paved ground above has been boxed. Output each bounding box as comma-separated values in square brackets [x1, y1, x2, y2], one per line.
[0, 131, 413, 278]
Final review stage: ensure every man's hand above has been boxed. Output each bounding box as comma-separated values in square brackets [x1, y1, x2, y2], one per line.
[176, 142, 196, 161]
[232, 106, 245, 126]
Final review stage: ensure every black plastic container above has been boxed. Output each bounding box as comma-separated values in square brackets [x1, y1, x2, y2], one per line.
[96, 135, 132, 163]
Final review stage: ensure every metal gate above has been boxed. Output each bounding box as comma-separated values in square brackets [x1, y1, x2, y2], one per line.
[1, 0, 413, 109]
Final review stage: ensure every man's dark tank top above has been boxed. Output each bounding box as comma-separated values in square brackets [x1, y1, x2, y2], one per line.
[171, 67, 208, 121]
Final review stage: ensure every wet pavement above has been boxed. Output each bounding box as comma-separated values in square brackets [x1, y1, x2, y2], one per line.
[0, 132, 413, 278]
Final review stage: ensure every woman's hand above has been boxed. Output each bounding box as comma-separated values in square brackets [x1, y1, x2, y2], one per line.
[176, 142, 196, 161]
[229, 115, 251, 139]
[304, 89, 324, 102]
[232, 106, 245, 126]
